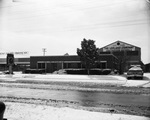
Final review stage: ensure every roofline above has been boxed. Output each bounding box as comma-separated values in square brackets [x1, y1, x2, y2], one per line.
[99, 40, 140, 49]
[30, 55, 78, 58]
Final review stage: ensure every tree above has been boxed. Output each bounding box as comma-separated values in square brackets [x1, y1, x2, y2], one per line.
[118, 56, 126, 75]
[77, 38, 98, 75]
[117, 51, 129, 75]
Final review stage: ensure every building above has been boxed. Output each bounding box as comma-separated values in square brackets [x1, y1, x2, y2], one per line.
[0, 58, 30, 71]
[30, 54, 118, 73]
[144, 63, 150, 72]
[0, 40, 143, 73]
[98, 40, 143, 72]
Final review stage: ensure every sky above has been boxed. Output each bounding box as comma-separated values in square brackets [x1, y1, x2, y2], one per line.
[0, 0, 150, 64]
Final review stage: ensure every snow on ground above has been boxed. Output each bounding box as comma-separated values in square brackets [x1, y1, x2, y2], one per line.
[1, 72, 150, 120]
[122, 73, 150, 87]
[4, 102, 150, 120]
[0, 72, 127, 87]
[123, 80, 150, 87]
[144, 73, 150, 78]
[0, 72, 150, 87]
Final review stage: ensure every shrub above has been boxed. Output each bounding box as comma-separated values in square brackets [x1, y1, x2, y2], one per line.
[90, 68, 103, 75]
[102, 69, 111, 75]
[64, 68, 111, 75]
[65, 69, 87, 75]
[23, 69, 45, 74]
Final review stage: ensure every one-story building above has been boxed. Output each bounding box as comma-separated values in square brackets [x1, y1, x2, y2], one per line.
[0, 58, 30, 71]
[30, 54, 118, 73]
[0, 40, 144, 73]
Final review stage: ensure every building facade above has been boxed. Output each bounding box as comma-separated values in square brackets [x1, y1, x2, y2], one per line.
[0, 58, 30, 71]
[98, 41, 143, 72]
[30, 54, 118, 73]
[144, 63, 150, 72]
[0, 41, 143, 73]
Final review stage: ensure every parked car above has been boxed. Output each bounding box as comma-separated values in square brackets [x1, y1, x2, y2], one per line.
[127, 66, 144, 79]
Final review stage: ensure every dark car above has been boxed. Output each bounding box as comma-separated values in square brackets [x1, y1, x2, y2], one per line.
[127, 66, 144, 79]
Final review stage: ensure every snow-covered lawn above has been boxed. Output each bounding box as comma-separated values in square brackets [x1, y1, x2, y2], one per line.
[4, 102, 149, 120]
[0, 72, 150, 87]
[122, 73, 150, 87]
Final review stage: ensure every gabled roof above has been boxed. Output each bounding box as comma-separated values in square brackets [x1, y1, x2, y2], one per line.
[99, 40, 140, 50]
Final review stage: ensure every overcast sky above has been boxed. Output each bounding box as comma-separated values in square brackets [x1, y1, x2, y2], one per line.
[0, 0, 150, 64]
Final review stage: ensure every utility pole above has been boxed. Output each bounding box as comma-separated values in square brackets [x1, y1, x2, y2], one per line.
[42, 48, 46, 56]
[7, 54, 14, 74]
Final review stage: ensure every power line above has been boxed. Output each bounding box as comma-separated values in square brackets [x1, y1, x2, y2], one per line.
[0, 0, 140, 21]
[2, 5, 148, 28]
[0, 1, 34, 9]
[68, 19, 148, 28]
[13, 20, 148, 33]
[0, 0, 148, 33]
[18, 18, 149, 30]
[0, 0, 135, 9]
[68, 22, 148, 32]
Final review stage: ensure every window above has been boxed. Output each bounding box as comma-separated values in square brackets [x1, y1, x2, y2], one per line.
[100, 52, 111, 54]
[38, 63, 46, 69]
[98, 61, 107, 69]
[101, 62, 107, 69]
[127, 51, 138, 56]
[113, 51, 124, 56]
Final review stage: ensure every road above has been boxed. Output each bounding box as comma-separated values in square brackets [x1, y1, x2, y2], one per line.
[0, 81, 150, 117]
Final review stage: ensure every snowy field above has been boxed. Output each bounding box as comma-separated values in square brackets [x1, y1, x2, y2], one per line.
[4, 102, 150, 120]
[0, 72, 150, 87]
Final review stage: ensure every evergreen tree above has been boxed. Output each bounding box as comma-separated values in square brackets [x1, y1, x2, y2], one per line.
[77, 38, 98, 75]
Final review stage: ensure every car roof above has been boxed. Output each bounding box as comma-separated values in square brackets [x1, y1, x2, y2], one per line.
[129, 66, 143, 71]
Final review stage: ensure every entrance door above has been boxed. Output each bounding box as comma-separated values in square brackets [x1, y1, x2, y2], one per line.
[100, 61, 107, 69]
[37, 62, 46, 69]
[101, 62, 107, 69]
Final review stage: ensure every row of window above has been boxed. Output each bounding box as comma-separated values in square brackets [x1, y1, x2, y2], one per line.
[100, 51, 139, 56]
[37, 62, 107, 69]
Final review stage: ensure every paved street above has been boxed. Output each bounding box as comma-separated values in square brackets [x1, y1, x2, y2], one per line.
[0, 77, 150, 117]
[0, 85, 150, 107]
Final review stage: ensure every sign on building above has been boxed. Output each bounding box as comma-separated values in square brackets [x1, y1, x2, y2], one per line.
[0, 51, 29, 56]
[6, 53, 14, 74]
[103, 41, 135, 52]
[7, 54, 14, 66]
